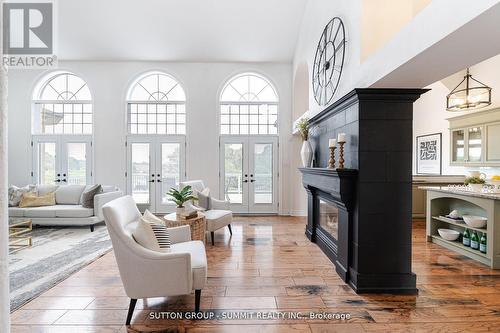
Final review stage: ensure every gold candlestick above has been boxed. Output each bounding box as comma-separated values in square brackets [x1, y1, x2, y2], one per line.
[338, 142, 345, 169]
[328, 146, 336, 168]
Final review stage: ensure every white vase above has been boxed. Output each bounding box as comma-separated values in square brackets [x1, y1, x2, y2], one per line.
[301, 140, 313, 167]
[469, 184, 483, 192]
[176, 206, 185, 216]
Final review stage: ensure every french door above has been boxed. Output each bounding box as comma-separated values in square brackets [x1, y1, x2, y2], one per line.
[220, 136, 278, 214]
[32, 135, 92, 185]
[127, 136, 185, 213]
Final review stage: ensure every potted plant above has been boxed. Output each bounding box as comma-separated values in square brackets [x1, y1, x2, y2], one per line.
[464, 176, 486, 192]
[296, 117, 313, 167]
[166, 186, 198, 215]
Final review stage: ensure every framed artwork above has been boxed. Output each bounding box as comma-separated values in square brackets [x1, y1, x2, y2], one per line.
[416, 133, 442, 175]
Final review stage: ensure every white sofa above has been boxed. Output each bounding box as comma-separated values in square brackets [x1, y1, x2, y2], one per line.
[8, 184, 123, 232]
[102, 195, 207, 324]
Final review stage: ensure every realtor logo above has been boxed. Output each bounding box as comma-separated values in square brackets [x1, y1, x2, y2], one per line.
[2, 1, 56, 68]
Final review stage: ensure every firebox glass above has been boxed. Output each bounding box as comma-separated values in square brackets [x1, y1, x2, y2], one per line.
[319, 199, 338, 240]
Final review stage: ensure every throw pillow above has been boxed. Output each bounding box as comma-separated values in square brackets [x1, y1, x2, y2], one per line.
[196, 187, 211, 210]
[132, 210, 171, 252]
[19, 191, 56, 208]
[8, 185, 36, 207]
[81, 184, 103, 208]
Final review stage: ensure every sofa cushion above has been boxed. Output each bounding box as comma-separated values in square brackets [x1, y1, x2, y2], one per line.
[80, 185, 103, 208]
[55, 205, 94, 218]
[23, 206, 57, 218]
[133, 211, 171, 252]
[9, 207, 25, 217]
[37, 184, 59, 196]
[8, 184, 36, 206]
[195, 187, 211, 210]
[170, 240, 207, 290]
[19, 192, 56, 208]
[55, 185, 86, 205]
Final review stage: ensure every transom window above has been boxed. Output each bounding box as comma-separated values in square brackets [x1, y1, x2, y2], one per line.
[220, 73, 278, 135]
[127, 72, 186, 135]
[32, 72, 93, 134]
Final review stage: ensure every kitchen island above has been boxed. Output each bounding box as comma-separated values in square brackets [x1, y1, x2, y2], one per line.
[421, 187, 500, 268]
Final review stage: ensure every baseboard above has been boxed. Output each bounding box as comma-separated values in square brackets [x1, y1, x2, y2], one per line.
[289, 210, 306, 216]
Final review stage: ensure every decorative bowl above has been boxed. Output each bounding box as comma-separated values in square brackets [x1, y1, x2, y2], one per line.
[462, 215, 487, 228]
[438, 228, 460, 241]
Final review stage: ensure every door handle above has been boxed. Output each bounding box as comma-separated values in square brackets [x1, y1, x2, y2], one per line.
[149, 180, 155, 183]
[157, 179, 162, 182]
[55, 179, 61, 182]
[62, 179, 67, 182]
[250, 180, 255, 182]
[243, 180, 248, 183]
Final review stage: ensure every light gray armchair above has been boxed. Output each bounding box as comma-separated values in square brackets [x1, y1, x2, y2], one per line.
[180, 180, 233, 246]
[102, 196, 207, 325]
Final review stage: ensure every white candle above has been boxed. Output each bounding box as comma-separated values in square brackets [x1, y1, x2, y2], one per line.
[329, 139, 336, 147]
[337, 133, 346, 143]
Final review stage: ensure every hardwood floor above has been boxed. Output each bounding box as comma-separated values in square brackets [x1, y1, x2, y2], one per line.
[10, 216, 500, 332]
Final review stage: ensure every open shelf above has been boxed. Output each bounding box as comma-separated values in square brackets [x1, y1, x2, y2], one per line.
[432, 216, 486, 233]
[431, 235, 490, 266]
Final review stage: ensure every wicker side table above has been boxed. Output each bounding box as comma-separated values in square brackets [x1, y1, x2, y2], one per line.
[162, 212, 206, 243]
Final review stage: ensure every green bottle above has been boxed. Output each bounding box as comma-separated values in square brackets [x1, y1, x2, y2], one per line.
[480, 233, 487, 253]
[470, 231, 479, 250]
[462, 229, 470, 246]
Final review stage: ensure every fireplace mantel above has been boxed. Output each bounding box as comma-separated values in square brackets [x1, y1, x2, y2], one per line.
[299, 168, 357, 210]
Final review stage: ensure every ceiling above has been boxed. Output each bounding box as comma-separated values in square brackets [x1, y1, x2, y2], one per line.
[56, 0, 309, 62]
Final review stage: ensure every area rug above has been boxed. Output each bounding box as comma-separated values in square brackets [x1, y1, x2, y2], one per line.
[9, 223, 112, 311]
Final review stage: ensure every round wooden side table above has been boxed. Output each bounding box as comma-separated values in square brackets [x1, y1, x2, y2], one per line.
[162, 212, 206, 243]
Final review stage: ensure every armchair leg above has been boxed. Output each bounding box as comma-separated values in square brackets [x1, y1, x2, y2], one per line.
[126, 298, 137, 325]
[228, 224, 232, 235]
[211, 232, 215, 246]
[195, 290, 201, 312]
[90, 225, 94, 232]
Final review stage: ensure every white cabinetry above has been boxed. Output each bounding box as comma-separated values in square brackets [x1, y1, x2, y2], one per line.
[449, 108, 500, 166]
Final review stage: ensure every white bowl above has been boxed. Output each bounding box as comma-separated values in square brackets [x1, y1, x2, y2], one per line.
[438, 228, 460, 241]
[462, 215, 487, 228]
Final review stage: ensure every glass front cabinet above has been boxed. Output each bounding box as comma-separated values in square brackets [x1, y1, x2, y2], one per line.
[451, 123, 500, 166]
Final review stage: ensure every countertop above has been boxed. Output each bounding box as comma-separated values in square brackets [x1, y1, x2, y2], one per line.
[413, 175, 465, 184]
[420, 186, 500, 201]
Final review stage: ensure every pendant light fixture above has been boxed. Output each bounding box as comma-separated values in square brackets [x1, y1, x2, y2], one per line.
[446, 68, 492, 111]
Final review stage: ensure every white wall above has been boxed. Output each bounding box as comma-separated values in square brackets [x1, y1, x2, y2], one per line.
[413, 81, 500, 177]
[7, 61, 294, 215]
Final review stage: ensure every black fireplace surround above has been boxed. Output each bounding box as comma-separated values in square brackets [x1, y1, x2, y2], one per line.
[300, 88, 428, 294]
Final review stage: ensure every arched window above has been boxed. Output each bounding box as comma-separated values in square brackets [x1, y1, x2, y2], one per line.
[32, 71, 93, 134]
[32, 71, 93, 185]
[127, 72, 186, 135]
[220, 73, 278, 135]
